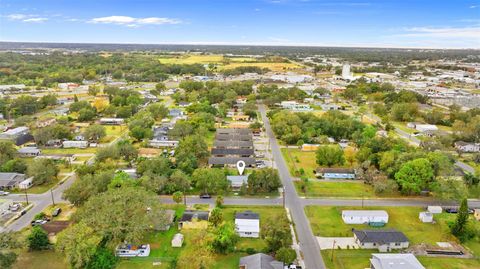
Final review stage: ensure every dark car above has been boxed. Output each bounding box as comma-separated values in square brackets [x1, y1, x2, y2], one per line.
[199, 194, 211, 199]
[52, 207, 62, 217]
[445, 208, 458, 213]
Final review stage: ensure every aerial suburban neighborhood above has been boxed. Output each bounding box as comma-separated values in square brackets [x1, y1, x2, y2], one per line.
[0, 1, 479, 269]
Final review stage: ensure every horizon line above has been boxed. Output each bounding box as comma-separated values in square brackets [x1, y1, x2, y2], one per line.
[1, 40, 479, 51]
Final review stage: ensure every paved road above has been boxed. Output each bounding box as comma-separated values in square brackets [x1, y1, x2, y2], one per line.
[259, 104, 326, 269]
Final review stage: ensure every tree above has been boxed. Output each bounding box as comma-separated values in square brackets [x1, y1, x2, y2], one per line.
[0, 141, 16, 167]
[0, 252, 17, 269]
[85, 247, 117, 269]
[432, 178, 468, 201]
[27, 226, 50, 250]
[450, 198, 469, 241]
[27, 158, 58, 185]
[78, 107, 96, 122]
[209, 223, 239, 254]
[215, 195, 224, 208]
[176, 135, 209, 174]
[1, 158, 27, 173]
[39, 94, 58, 108]
[155, 82, 166, 91]
[394, 158, 434, 195]
[176, 230, 213, 269]
[88, 85, 100, 96]
[276, 247, 297, 264]
[57, 223, 102, 269]
[172, 191, 183, 205]
[192, 168, 229, 195]
[116, 140, 138, 165]
[147, 103, 168, 120]
[344, 147, 356, 166]
[84, 124, 106, 142]
[63, 170, 114, 205]
[247, 168, 282, 194]
[74, 187, 168, 245]
[463, 173, 480, 187]
[262, 214, 292, 252]
[209, 207, 223, 227]
[316, 145, 345, 167]
[95, 145, 119, 162]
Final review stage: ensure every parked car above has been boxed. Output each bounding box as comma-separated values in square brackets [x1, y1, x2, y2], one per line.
[199, 194, 211, 199]
[9, 203, 20, 212]
[255, 154, 265, 158]
[31, 219, 48, 226]
[0, 191, 9, 196]
[445, 208, 458, 213]
[52, 207, 62, 217]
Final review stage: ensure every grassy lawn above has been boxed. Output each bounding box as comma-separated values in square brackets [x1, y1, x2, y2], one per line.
[321, 249, 480, 269]
[13, 250, 68, 269]
[305, 206, 480, 257]
[392, 121, 416, 134]
[42, 203, 76, 221]
[281, 148, 317, 178]
[41, 147, 98, 155]
[294, 181, 376, 198]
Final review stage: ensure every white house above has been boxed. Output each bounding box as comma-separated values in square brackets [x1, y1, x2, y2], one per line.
[19, 177, 33, 190]
[427, 206, 442, 214]
[342, 210, 389, 224]
[171, 233, 184, 248]
[99, 118, 124, 125]
[62, 140, 88, 149]
[454, 141, 480, 153]
[17, 147, 41, 157]
[419, 212, 433, 223]
[280, 101, 313, 111]
[370, 254, 425, 269]
[115, 244, 150, 257]
[407, 122, 438, 133]
[235, 211, 260, 238]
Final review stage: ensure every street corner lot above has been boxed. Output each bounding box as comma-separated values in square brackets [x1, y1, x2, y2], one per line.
[117, 205, 287, 269]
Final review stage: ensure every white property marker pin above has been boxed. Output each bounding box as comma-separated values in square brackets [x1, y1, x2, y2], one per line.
[236, 160, 246, 175]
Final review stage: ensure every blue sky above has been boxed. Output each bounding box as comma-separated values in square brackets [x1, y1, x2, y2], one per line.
[0, 0, 479, 48]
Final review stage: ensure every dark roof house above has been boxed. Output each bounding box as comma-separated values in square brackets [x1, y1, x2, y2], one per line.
[353, 229, 409, 245]
[239, 253, 283, 269]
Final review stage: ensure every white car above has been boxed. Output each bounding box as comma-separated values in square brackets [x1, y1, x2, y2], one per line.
[0, 191, 10, 196]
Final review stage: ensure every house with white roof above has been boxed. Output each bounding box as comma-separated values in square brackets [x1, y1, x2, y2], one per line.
[235, 211, 260, 238]
[342, 210, 389, 224]
[370, 253, 425, 269]
[115, 244, 150, 257]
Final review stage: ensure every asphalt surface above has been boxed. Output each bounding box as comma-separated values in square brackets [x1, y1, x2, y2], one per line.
[259, 104, 326, 269]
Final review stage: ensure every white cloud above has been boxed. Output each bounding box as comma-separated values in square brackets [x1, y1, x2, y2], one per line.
[89, 15, 181, 27]
[399, 26, 480, 38]
[22, 17, 48, 23]
[6, 13, 48, 23]
[470, 5, 478, 8]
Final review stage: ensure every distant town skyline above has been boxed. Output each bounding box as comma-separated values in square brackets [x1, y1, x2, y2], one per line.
[1, 0, 479, 49]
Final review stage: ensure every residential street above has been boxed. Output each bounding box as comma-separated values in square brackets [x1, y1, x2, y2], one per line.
[259, 104, 327, 269]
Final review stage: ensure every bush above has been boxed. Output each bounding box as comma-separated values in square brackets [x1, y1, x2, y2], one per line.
[85, 247, 117, 269]
[246, 248, 257, 255]
[27, 226, 50, 250]
[33, 212, 47, 221]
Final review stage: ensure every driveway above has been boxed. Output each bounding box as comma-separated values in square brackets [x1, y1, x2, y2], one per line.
[317, 237, 357, 250]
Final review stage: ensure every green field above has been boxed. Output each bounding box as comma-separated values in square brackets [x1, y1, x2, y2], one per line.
[13, 250, 68, 269]
[41, 147, 98, 155]
[294, 180, 376, 198]
[281, 148, 317, 178]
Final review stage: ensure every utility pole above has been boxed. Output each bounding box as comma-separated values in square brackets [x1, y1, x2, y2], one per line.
[24, 188, 29, 205]
[50, 188, 55, 206]
[331, 240, 336, 261]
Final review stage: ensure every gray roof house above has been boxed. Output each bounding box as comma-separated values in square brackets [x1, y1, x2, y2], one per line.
[0, 172, 26, 190]
[370, 253, 425, 269]
[354, 229, 409, 252]
[239, 253, 283, 269]
[18, 147, 41, 157]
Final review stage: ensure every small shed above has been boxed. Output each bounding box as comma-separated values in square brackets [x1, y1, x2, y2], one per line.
[419, 212, 433, 223]
[171, 233, 184, 248]
[427, 206, 442, 214]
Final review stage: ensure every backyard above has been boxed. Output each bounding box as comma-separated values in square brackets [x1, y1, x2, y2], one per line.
[281, 147, 317, 178]
[294, 180, 376, 198]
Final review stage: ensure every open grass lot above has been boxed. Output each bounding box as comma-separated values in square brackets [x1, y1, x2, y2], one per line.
[157, 54, 301, 72]
[281, 147, 317, 178]
[294, 180, 376, 198]
[13, 250, 69, 269]
[320, 249, 480, 269]
[41, 147, 98, 155]
[305, 206, 480, 257]
[42, 203, 76, 221]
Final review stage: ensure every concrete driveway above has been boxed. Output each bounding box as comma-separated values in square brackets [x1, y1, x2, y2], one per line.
[317, 237, 357, 250]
